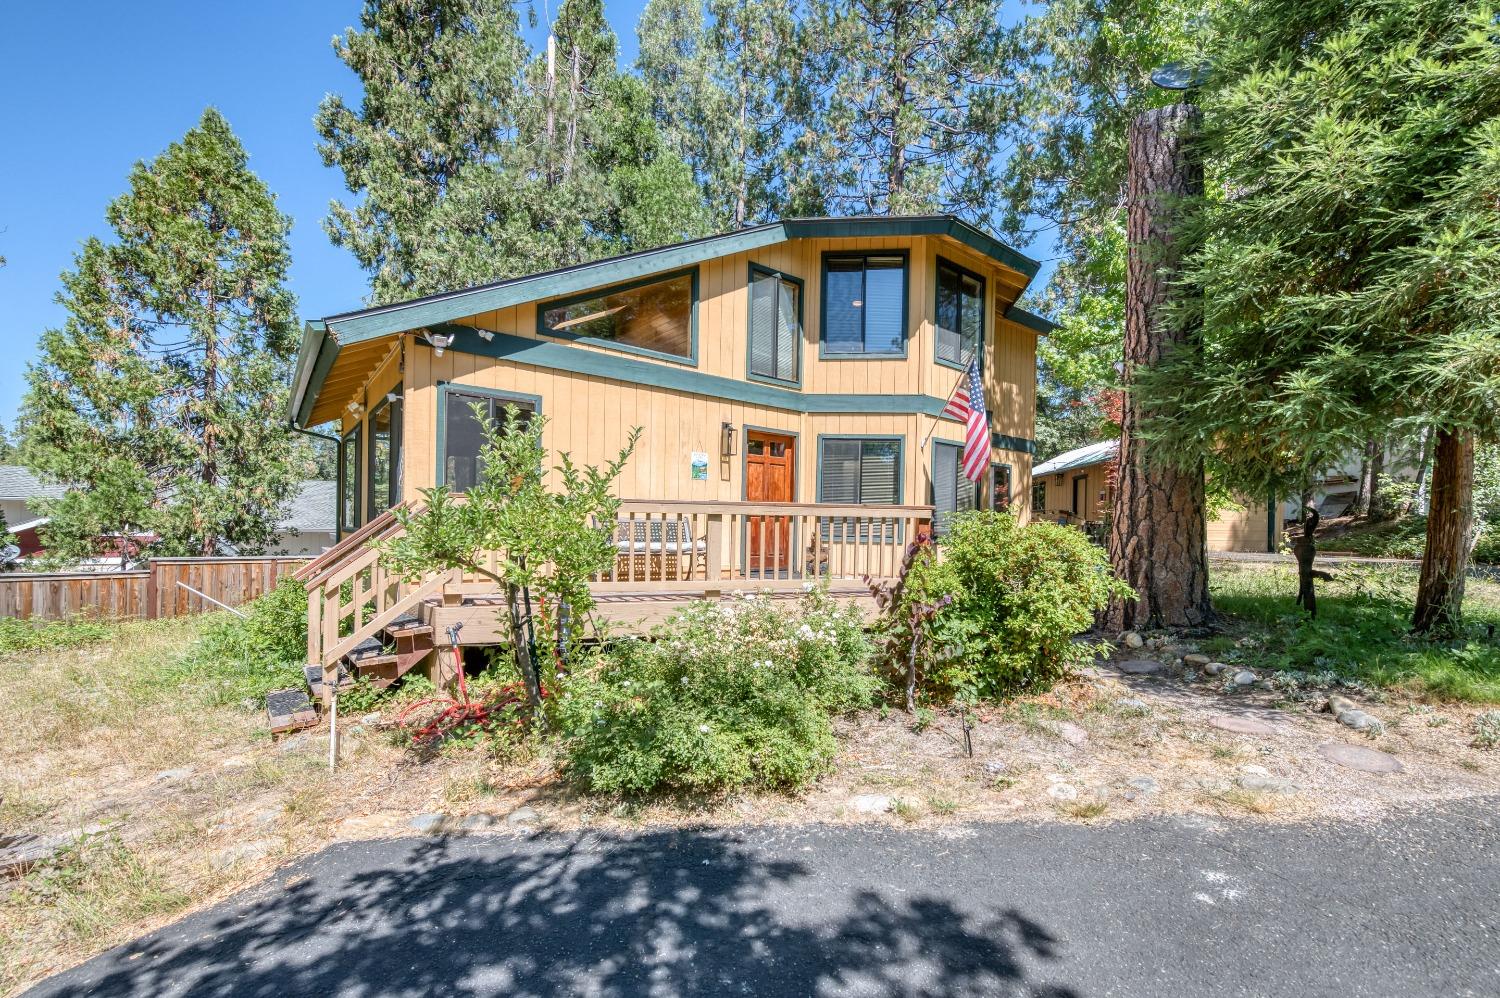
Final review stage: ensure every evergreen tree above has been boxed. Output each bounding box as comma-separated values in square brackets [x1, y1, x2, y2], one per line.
[0, 421, 16, 463]
[21, 109, 301, 561]
[793, 0, 1016, 225]
[321, 0, 705, 300]
[1137, 0, 1500, 634]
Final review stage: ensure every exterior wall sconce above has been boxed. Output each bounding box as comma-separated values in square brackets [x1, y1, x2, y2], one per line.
[721, 422, 736, 458]
[476, 328, 494, 342]
[347, 400, 366, 418]
[422, 329, 454, 356]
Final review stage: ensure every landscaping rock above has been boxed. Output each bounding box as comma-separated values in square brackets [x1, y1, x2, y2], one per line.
[1117, 659, 1163, 675]
[1238, 764, 1271, 778]
[210, 839, 274, 870]
[1126, 776, 1159, 797]
[152, 767, 194, 784]
[1, 829, 98, 879]
[1337, 709, 1385, 734]
[850, 794, 892, 814]
[1046, 782, 1079, 801]
[459, 814, 498, 832]
[506, 806, 541, 826]
[1233, 670, 1258, 687]
[1121, 631, 1144, 649]
[1041, 720, 1089, 747]
[1318, 742, 1403, 774]
[1236, 774, 1297, 794]
[1203, 662, 1228, 676]
[983, 760, 1009, 776]
[1208, 715, 1276, 736]
[250, 809, 282, 829]
[1325, 695, 1360, 716]
[409, 812, 449, 834]
[1183, 654, 1211, 669]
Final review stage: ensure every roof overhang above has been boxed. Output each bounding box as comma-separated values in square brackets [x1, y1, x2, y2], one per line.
[291, 215, 1043, 428]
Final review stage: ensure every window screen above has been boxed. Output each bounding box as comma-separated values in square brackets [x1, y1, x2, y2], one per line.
[443, 389, 535, 492]
[823, 255, 905, 355]
[340, 426, 360, 533]
[936, 260, 984, 367]
[749, 269, 800, 382]
[540, 271, 694, 359]
[933, 442, 977, 535]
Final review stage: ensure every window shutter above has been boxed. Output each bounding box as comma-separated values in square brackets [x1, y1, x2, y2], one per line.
[749, 274, 776, 377]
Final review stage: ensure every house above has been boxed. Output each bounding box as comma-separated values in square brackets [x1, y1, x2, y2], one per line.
[1032, 440, 1280, 553]
[266, 481, 338, 556]
[0, 465, 66, 536]
[288, 215, 1055, 694]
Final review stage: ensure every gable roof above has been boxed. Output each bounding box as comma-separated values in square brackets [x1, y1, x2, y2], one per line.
[0, 465, 68, 502]
[279, 480, 336, 534]
[291, 215, 1043, 427]
[1033, 439, 1119, 477]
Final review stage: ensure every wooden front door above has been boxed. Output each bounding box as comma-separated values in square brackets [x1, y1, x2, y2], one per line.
[746, 430, 795, 573]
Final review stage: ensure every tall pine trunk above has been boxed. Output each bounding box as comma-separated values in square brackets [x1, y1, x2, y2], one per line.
[1105, 104, 1213, 632]
[1412, 428, 1474, 635]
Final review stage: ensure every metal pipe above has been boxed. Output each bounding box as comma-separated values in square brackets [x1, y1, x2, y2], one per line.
[175, 580, 247, 618]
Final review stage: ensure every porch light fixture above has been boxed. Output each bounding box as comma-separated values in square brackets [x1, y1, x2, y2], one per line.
[476, 328, 494, 342]
[721, 422, 736, 459]
[386, 391, 401, 405]
[347, 400, 365, 418]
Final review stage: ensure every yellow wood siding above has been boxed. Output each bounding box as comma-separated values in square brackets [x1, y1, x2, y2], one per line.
[323, 234, 1039, 523]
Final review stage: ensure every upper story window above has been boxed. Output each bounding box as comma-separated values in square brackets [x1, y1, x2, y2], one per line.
[822, 253, 906, 357]
[936, 258, 985, 369]
[443, 386, 537, 492]
[748, 266, 801, 384]
[539, 268, 696, 364]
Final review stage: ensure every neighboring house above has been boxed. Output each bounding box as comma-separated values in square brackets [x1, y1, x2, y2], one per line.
[290, 215, 1054, 535]
[1032, 440, 1280, 554]
[267, 480, 338, 556]
[0, 465, 66, 536]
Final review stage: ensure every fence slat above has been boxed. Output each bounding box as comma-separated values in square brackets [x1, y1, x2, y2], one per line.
[0, 557, 308, 622]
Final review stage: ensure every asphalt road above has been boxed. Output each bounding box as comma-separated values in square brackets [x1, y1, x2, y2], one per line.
[26, 796, 1500, 998]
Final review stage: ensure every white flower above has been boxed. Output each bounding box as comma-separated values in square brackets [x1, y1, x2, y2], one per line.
[698, 724, 711, 733]
[798, 624, 816, 640]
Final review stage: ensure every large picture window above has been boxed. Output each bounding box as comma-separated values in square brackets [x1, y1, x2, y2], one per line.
[539, 269, 696, 362]
[818, 437, 901, 505]
[366, 386, 403, 518]
[822, 254, 906, 356]
[748, 266, 801, 384]
[442, 386, 537, 492]
[936, 258, 984, 368]
[933, 441, 978, 534]
[339, 425, 360, 534]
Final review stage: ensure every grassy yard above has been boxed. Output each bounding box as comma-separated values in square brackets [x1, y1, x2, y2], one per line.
[1203, 563, 1500, 703]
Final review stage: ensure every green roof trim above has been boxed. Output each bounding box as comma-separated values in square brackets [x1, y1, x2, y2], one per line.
[1003, 304, 1059, 335]
[291, 322, 340, 428]
[319, 215, 1039, 347]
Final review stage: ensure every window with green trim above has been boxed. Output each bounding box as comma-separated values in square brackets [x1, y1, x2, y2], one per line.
[817, 438, 901, 504]
[936, 259, 984, 367]
[1031, 480, 1048, 514]
[823, 255, 905, 355]
[933, 441, 977, 534]
[443, 387, 535, 492]
[339, 426, 360, 533]
[991, 464, 1012, 511]
[540, 271, 694, 360]
[749, 268, 800, 382]
[367, 386, 403, 518]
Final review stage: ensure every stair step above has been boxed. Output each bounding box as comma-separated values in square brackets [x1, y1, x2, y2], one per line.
[267, 688, 318, 735]
[346, 637, 387, 661]
[385, 616, 433, 638]
[352, 654, 399, 671]
[303, 664, 353, 696]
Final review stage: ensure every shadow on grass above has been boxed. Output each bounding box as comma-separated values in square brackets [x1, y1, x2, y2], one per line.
[1207, 565, 1500, 702]
[26, 829, 1078, 998]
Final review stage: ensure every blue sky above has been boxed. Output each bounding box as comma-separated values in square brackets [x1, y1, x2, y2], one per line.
[0, 1, 650, 433]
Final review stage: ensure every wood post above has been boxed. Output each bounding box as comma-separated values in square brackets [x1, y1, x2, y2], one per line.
[1105, 102, 1214, 632]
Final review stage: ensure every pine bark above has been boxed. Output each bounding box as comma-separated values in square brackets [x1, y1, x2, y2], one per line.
[1105, 104, 1213, 632]
[1412, 428, 1474, 635]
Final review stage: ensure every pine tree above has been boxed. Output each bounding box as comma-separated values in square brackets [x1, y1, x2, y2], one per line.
[21, 109, 301, 561]
[1136, 0, 1500, 634]
[790, 0, 1015, 225]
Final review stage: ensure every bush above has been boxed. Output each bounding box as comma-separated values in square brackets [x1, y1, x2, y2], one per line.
[900, 511, 1130, 701]
[1326, 515, 1500, 564]
[175, 575, 308, 703]
[557, 587, 877, 794]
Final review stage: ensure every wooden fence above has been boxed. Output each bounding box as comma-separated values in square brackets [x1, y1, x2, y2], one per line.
[0, 556, 308, 622]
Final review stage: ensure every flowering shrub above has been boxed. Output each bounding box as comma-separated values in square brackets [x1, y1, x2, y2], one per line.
[892, 511, 1131, 701]
[557, 586, 876, 794]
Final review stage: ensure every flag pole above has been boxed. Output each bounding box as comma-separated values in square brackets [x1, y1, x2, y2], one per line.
[921, 365, 970, 451]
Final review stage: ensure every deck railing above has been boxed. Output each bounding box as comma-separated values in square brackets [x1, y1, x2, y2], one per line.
[304, 499, 933, 689]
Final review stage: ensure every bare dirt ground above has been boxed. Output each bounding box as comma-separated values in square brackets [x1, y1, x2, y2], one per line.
[4, 618, 1499, 995]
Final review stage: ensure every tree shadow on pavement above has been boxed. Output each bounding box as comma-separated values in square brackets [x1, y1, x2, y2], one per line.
[26, 828, 1079, 998]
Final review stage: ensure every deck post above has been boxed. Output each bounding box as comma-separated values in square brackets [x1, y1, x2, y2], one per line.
[442, 567, 464, 607]
[704, 513, 724, 595]
[306, 582, 320, 668]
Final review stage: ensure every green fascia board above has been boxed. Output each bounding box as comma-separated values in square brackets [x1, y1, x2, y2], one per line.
[288, 321, 326, 423]
[319, 216, 1039, 348]
[1003, 304, 1059, 335]
[991, 433, 1036, 455]
[293, 323, 340, 428]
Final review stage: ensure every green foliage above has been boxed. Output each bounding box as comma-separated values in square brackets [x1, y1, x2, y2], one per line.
[20, 109, 301, 563]
[319, 0, 706, 304]
[896, 511, 1131, 700]
[175, 576, 308, 704]
[1205, 565, 1500, 704]
[1473, 710, 1500, 750]
[558, 588, 877, 794]
[0, 616, 114, 655]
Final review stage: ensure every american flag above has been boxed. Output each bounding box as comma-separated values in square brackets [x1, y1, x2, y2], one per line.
[940, 359, 991, 482]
